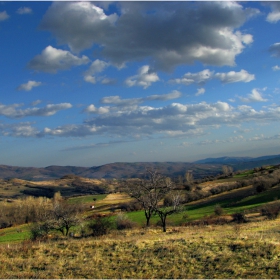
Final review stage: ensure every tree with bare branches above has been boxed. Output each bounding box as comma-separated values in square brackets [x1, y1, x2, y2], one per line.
[124, 169, 180, 229]
[156, 191, 183, 232]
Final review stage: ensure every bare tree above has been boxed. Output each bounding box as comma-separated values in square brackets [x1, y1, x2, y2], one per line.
[156, 191, 183, 232]
[124, 169, 173, 227]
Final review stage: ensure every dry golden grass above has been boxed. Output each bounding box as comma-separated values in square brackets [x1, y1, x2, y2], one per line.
[101, 193, 132, 203]
[199, 180, 238, 192]
[1, 219, 280, 278]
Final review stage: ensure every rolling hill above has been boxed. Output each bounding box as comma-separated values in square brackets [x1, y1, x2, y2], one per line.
[1, 153, 280, 180]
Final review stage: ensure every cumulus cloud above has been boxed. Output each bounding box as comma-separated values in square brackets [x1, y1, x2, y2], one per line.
[170, 69, 254, 86]
[239, 89, 268, 103]
[101, 78, 117, 85]
[16, 7, 32, 14]
[146, 90, 182, 101]
[28, 46, 90, 73]
[170, 69, 213, 86]
[125, 65, 160, 89]
[272, 65, 280, 71]
[214, 69, 255, 83]
[39, 2, 257, 70]
[0, 103, 72, 119]
[195, 88, 205, 96]
[0, 122, 40, 137]
[84, 104, 110, 114]
[0, 11, 9, 21]
[4, 99, 280, 140]
[40, 101, 280, 139]
[99, 90, 181, 108]
[83, 59, 109, 84]
[42, 101, 233, 137]
[17, 81, 42, 91]
[266, 2, 280, 23]
[40, 2, 118, 52]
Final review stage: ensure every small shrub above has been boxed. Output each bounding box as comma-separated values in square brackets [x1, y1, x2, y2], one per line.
[184, 184, 194, 191]
[88, 216, 114, 236]
[232, 212, 247, 224]
[214, 204, 224, 216]
[255, 181, 270, 193]
[260, 205, 280, 220]
[29, 222, 52, 241]
[0, 222, 12, 229]
[115, 213, 135, 230]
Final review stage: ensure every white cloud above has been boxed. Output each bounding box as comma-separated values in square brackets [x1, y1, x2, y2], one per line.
[0, 103, 72, 119]
[17, 81, 42, 91]
[4, 99, 280, 140]
[214, 69, 255, 83]
[83, 59, 109, 84]
[125, 65, 159, 89]
[28, 46, 90, 73]
[146, 90, 182, 101]
[43, 124, 98, 137]
[31, 100, 42, 106]
[170, 69, 254, 86]
[266, 2, 280, 23]
[195, 88, 205, 96]
[99, 90, 181, 108]
[40, 2, 118, 52]
[272, 65, 280, 71]
[101, 78, 117, 85]
[100, 95, 141, 107]
[39, 101, 280, 139]
[16, 7, 32, 14]
[84, 75, 96, 84]
[39, 2, 258, 70]
[239, 89, 268, 103]
[84, 104, 110, 114]
[170, 69, 213, 86]
[267, 12, 280, 23]
[0, 122, 40, 137]
[0, 11, 9, 21]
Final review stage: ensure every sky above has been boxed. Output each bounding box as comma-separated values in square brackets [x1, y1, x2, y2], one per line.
[1, 1, 280, 167]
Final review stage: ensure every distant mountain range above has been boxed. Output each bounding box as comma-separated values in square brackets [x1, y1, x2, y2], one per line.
[193, 154, 280, 164]
[1, 154, 280, 181]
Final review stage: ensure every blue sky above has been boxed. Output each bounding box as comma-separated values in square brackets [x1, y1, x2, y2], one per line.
[1, 1, 280, 167]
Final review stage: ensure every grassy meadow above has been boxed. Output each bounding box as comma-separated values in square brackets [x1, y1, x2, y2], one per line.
[1, 220, 280, 278]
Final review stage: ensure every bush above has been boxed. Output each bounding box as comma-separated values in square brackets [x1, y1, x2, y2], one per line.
[214, 204, 224, 216]
[119, 202, 142, 212]
[29, 221, 52, 241]
[254, 180, 270, 193]
[260, 205, 280, 220]
[232, 213, 247, 224]
[87, 216, 114, 236]
[115, 213, 135, 230]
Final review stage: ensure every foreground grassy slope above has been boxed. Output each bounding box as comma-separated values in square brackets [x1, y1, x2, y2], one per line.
[1, 220, 280, 278]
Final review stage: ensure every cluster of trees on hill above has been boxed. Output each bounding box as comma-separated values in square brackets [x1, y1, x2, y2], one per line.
[177, 165, 280, 204]
[0, 193, 84, 237]
[1, 164, 280, 241]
